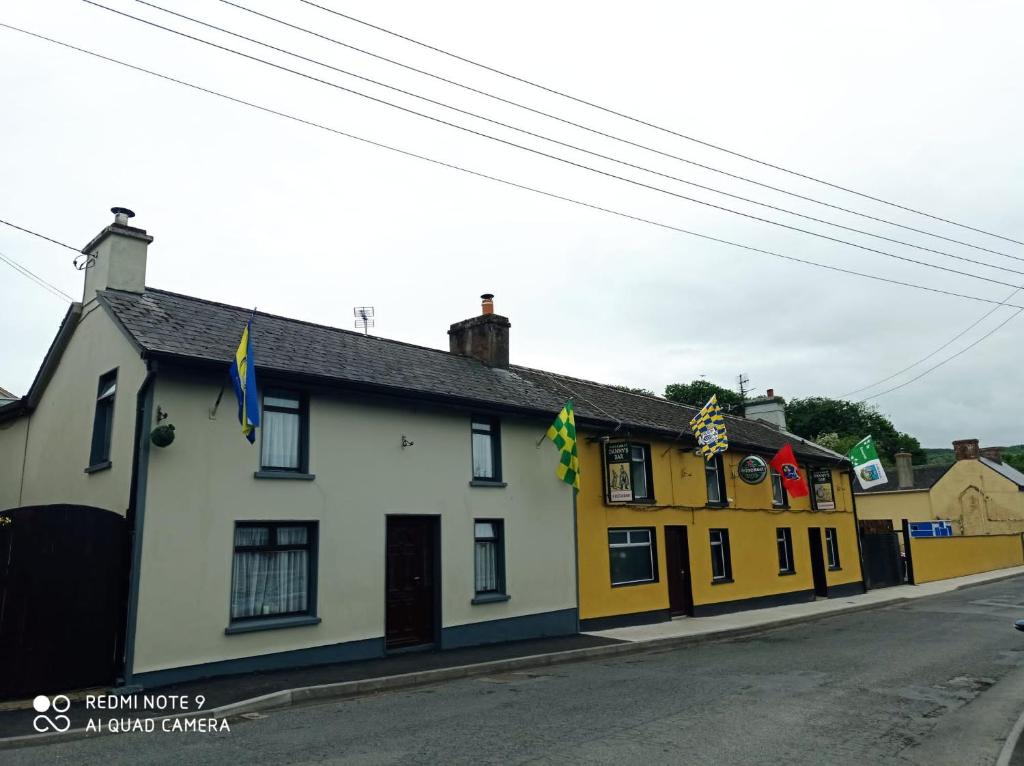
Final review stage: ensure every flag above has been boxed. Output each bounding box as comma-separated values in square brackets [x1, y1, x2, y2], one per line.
[848, 436, 888, 489]
[689, 395, 728, 460]
[229, 319, 260, 444]
[546, 400, 580, 490]
[770, 443, 809, 497]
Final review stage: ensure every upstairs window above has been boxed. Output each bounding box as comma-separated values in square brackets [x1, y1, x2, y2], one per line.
[705, 454, 727, 505]
[89, 369, 117, 468]
[604, 441, 654, 504]
[471, 416, 502, 482]
[771, 468, 788, 507]
[261, 389, 307, 472]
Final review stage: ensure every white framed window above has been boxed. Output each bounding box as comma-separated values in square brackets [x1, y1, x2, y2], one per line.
[777, 527, 794, 573]
[609, 528, 656, 585]
[825, 527, 840, 569]
[710, 528, 732, 581]
[705, 455, 726, 505]
[771, 469, 787, 507]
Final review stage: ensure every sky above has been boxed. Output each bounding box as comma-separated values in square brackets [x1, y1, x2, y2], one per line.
[1, 0, 1022, 448]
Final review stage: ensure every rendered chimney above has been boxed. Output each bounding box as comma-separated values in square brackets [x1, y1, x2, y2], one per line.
[448, 293, 511, 367]
[81, 207, 153, 303]
[743, 388, 787, 430]
[979, 447, 1003, 464]
[952, 439, 979, 461]
[895, 452, 913, 489]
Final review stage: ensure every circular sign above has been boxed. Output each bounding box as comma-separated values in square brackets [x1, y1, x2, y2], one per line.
[737, 455, 769, 484]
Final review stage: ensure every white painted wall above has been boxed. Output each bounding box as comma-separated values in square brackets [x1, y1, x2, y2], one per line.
[133, 369, 577, 674]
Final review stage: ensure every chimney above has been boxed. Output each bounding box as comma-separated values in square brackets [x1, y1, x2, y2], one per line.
[979, 446, 1003, 464]
[895, 452, 913, 489]
[448, 293, 511, 367]
[743, 387, 787, 431]
[952, 439, 979, 461]
[81, 207, 153, 303]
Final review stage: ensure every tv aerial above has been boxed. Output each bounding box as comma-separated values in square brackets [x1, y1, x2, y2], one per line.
[353, 306, 375, 335]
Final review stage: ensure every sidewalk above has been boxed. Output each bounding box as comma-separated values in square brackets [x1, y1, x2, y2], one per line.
[4, 566, 1023, 749]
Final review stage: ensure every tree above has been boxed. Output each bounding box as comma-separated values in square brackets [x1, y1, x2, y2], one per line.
[664, 380, 744, 412]
[610, 384, 656, 397]
[785, 397, 924, 464]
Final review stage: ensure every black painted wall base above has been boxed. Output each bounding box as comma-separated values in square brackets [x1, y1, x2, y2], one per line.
[579, 609, 672, 632]
[693, 589, 815, 617]
[827, 580, 867, 598]
[441, 608, 578, 650]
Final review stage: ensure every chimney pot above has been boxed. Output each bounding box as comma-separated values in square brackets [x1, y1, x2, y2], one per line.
[481, 293, 495, 315]
[952, 438, 979, 461]
[111, 206, 135, 226]
[895, 452, 913, 489]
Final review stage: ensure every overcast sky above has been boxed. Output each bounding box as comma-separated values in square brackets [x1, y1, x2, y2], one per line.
[2, 1, 1022, 448]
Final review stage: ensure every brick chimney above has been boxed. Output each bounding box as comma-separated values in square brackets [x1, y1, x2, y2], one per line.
[895, 452, 913, 489]
[979, 447, 1003, 464]
[81, 207, 153, 303]
[952, 438, 979, 461]
[743, 388, 787, 430]
[448, 293, 511, 367]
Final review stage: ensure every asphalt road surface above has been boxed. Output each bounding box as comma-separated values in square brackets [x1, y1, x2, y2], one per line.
[11, 576, 1024, 765]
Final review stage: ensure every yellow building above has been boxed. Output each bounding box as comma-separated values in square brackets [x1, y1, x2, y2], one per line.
[507, 375, 865, 629]
[856, 439, 1024, 536]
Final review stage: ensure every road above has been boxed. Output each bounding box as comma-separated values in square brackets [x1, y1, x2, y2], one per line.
[10, 577, 1024, 765]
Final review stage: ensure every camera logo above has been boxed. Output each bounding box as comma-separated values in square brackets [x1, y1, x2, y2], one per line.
[32, 695, 71, 733]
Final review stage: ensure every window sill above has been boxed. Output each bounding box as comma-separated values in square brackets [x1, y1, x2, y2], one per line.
[611, 579, 658, 588]
[711, 577, 734, 585]
[471, 593, 511, 604]
[705, 502, 729, 509]
[254, 471, 316, 481]
[469, 480, 507, 488]
[772, 504, 790, 510]
[828, 566, 842, 571]
[224, 615, 321, 635]
[84, 461, 112, 474]
[778, 570, 797, 576]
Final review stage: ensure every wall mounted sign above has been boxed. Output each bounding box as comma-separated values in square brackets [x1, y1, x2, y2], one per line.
[908, 521, 953, 538]
[604, 442, 633, 503]
[737, 455, 768, 485]
[811, 468, 835, 510]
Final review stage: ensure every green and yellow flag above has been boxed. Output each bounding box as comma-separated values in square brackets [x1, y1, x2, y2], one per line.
[546, 400, 580, 490]
[689, 394, 728, 460]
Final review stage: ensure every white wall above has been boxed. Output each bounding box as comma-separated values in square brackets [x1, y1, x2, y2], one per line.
[133, 369, 577, 674]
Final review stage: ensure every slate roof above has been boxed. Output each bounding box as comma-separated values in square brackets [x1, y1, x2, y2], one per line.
[855, 463, 953, 494]
[98, 287, 844, 465]
[980, 456, 1024, 489]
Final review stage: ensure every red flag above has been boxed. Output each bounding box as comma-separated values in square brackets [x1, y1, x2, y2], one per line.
[770, 444, 809, 498]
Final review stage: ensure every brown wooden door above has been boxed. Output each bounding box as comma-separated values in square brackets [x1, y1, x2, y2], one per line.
[807, 527, 829, 597]
[385, 516, 438, 650]
[664, 526, 694, 617]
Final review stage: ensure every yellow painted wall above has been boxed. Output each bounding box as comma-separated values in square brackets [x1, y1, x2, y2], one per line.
[576, 435, 862, 620]
[910, 533, 1024, 584]
[854, 460, 1024, 536]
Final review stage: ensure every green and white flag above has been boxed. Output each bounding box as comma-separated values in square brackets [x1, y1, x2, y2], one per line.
[848, 436, 888, 489]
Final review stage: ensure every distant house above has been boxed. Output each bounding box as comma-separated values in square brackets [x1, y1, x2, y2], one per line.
[855, 439, 1024, 535]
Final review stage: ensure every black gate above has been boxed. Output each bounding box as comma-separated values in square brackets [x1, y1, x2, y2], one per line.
[0, 505, 127, 700]
[859, 521, 904, 589]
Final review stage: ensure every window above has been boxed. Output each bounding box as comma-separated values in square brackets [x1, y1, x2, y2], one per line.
[474, 520, 505, 596]
[261, 389, 307, 472]
[777, 527, 794, 573]
[604, 442, 654, 503]
[771, 469, 788, 507]
[629, 445, 653, 501]
[230, 522, 316, 621]
[710, 529, 732, 581]
[88, 369, 117, 468]
[825, 527, 841, 569]
[609, 528, 657, 585]
[705, 454, 727, 505]
[471, 417, 502, 482]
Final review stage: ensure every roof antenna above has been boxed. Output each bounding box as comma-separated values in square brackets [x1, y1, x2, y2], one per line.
[353, 306, 375, 335]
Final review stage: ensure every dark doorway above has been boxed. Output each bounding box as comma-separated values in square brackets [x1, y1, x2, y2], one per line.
[859, 521, 904, 589]
[0, 505, 127, 700]
[385, 516, 439, 650]
[807, 527, 828, 597]
[664, 526, 694, 617]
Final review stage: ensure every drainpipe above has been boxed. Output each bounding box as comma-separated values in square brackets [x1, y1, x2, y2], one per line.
[119, 363, 156, 689]
[847, 467, 868, 594]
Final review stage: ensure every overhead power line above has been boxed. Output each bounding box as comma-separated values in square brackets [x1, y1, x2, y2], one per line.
[0, 218, 82, 253]
[298, 0, 1024, 249]
[133, 0, 1024, 278]
[217, 0, 1024, 266]
[0, 249, 75, 302]
[4, 22, 1023, 315]
[839, 286, 1023, 399]
[80, 2, 1024, 292]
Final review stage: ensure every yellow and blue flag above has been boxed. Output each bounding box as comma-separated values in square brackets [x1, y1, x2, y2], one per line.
[689, 394, 728, 460]
[546, 400, 580, 490]
[230, 319, 260, 444]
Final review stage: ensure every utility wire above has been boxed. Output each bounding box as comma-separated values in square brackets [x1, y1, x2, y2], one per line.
[858, 308, 1022, 402]
[135, 0, 1024, 277]
[839, 286, 1023, 398]
[219, 0, 1024, 266]
[0, 218, 81, 252]
[4, 22, 1023, 313]
[80, 2, 1024, 292]
[299, 0, 1024, 249]
[0, 249, 75, 302]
